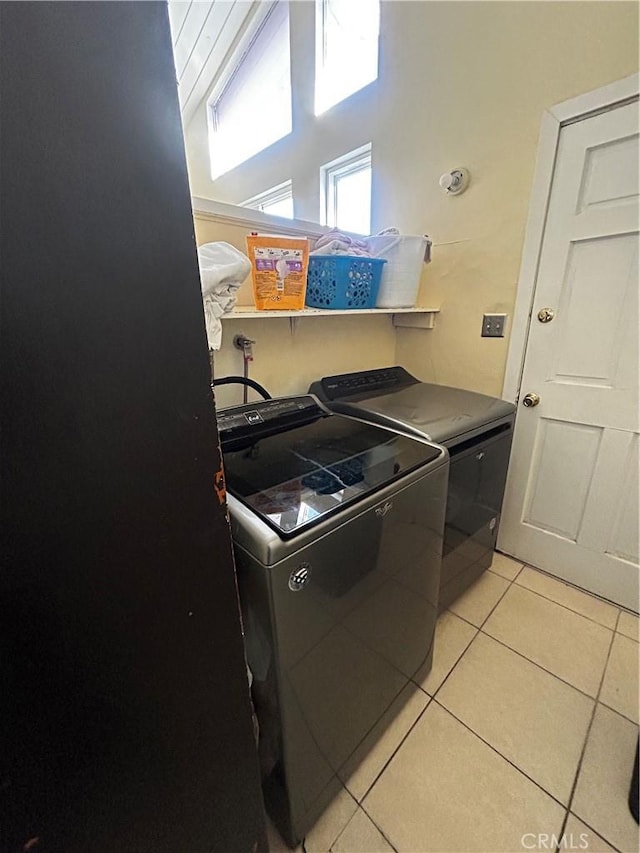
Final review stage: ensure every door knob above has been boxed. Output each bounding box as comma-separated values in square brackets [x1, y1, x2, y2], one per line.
[537, 308, 554, 323]
[522, 393, 540, 408]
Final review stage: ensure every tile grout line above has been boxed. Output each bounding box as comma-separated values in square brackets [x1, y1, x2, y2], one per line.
[491, 561, 525, 579]
[513, 575, 620, 630]
[477, 626, 605, 703]
[357, 802, 400, 853]
[293, 596, 441, 802]
[446, 566, 629, 852]
[508, 571, 620, 631]
[333, 566, 515, 828]
[616, 608, 640, 627]
[561, 813, 624, 853]
[616, 626, 640, 643]
[355, 692, 436, 806]
[471, 573, 618, 698]
[554, 610, 623, 853]
[459, 561, 630, 637]
[334, 680, 419, 791]
[349, 572, 513, 808]
[518, 561, 636, 615]
[449, 609, 496, 631]
[426, 626, 481, 704]
[302, 785, 359, 853]
[423, 567, 517, 707]
[487, 565, 523, 583]
[409, 613, 481, 701]
[432, 697, 572, 814]
[438, 566, 616, 849]
[449, 563, 517, 632]
[328, 562, 630, 853]
[357, 595, 496, 810]
[302, 559, 631, 853]
[598, 697, 639, 727]
[347, 564, 632, 853]
[328, 800, 400, 853]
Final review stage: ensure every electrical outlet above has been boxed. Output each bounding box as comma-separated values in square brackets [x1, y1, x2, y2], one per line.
[482, 314, 507, 337]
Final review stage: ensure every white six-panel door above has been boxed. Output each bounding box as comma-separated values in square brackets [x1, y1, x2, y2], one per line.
[499, 99, 639, 610]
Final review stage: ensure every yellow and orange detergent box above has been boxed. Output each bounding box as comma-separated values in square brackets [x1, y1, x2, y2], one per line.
[246, 234, 309, 310]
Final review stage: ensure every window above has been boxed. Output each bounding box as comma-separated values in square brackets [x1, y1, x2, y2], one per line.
[208, 2, 292, 180]
[242, 180, 294, 219]
[315, 0, 380, 116]
[321, 145, 372, 235]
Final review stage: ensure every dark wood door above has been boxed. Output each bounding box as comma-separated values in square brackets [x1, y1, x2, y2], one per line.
[0, 3, 266, 851]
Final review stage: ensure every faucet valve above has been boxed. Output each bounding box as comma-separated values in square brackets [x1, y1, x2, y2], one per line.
[234, 334, 255, 362]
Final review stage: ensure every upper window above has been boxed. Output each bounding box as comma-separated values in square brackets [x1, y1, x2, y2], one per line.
[321, 144, 372, 235]
[242, 180, 294, 219]
[208, 2, 292, 180]
[314, 0, 380, 116]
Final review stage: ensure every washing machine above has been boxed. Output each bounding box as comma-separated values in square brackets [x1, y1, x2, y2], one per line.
[217, 394, 448, 846]
[309, 367, 516, 612]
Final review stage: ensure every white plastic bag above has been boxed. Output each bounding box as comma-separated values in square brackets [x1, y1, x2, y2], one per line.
[198, 242, 251, 350]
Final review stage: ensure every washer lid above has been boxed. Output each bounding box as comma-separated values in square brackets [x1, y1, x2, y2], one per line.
[219, 397, 443, 539]
[311, 370, 515, 443]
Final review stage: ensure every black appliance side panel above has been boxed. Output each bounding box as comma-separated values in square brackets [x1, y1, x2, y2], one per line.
[0, 3, 266, 852]
[438, 429, 514, 612]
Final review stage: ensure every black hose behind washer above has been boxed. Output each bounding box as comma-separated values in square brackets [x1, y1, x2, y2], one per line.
[211, 376, 272, 401]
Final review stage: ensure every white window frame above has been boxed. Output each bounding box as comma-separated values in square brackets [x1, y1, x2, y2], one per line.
[320, 144, 372, 232]
[242, 180, 294, 217]
[205, 1, 291, 180]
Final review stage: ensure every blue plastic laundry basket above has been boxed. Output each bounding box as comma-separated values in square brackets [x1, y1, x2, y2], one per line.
[305, 256, 386, 309]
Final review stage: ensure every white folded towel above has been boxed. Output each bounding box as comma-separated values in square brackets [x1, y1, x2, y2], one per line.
[198, 242, 251, 350]
[312, 228, 371, 256]
[312, 227, 405, 258]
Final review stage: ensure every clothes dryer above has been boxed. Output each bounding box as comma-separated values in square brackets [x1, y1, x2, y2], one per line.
[310, 367, 515, 610]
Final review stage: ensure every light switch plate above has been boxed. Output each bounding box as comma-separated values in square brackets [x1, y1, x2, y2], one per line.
[482, 314, 507, 337]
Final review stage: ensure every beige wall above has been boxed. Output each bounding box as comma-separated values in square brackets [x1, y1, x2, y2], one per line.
[194, 215, 397, 408]
[186, 1, 639, 399]
[391, 1, 639, 396]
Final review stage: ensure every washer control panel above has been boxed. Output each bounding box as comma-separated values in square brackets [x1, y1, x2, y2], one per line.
[312, 366, 418, 401]
[218, 396, 324, 444]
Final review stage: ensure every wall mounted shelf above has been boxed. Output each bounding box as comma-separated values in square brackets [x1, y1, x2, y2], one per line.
[223, 305, 440, 329]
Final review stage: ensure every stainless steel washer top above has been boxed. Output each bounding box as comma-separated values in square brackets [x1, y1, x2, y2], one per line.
[217, 394, 449, 846]
[309, 365, 515, 446]
[218, 394, 447, 562]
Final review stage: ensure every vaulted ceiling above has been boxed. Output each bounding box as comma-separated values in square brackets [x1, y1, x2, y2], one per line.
[168, 1, 257, 126]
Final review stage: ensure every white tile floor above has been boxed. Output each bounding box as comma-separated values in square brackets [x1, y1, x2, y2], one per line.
[267, 554, 640, 853]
